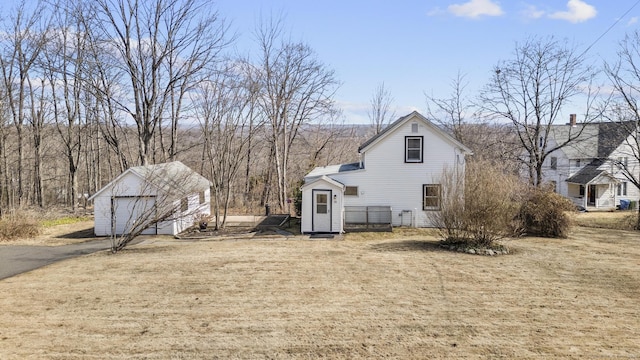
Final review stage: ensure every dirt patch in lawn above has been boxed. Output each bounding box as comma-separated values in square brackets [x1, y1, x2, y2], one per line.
[0, 227, 639, 359]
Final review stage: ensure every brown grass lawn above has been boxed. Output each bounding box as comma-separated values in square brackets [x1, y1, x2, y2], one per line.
[573, 211, 637, 230]
[1, 226, 639, 359]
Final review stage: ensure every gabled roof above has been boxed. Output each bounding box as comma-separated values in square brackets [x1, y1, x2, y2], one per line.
[89, 161, 211, 200]
[305, 162, 362, 179]
[566, 163, 620, 185]
[555, 121, 636, 185]
[550, 121, 636, 159]
[565, 159, 606, 184]
[301, 175, 345, 190]
[357, 111, 472, 154]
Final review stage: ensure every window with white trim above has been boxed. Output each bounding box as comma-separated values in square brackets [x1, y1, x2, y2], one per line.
[550, 157, 557, 170]
[405, 136, 423, 163]
[423, 184, 441, 210]
[618, 182, 628, 196]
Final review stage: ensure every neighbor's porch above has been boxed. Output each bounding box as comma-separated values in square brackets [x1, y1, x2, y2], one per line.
[567, 181, 618, 210]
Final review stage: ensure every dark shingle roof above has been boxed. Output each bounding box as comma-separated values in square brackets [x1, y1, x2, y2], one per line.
[552, 121, 635, 159]
[556, 121, 636, 185]
[565, 159, 605, 184]
[596, 121, 636, 158]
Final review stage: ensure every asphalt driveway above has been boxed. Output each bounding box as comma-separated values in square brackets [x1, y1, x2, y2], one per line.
[0, 239, 112, 280]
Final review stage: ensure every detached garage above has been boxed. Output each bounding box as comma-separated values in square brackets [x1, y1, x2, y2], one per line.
[89, 161, 212, 236]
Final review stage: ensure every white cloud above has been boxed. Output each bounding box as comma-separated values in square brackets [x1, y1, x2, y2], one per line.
[628, 17, 639, 26]
[447, 0, 504, 18]
[427, 7, 445, 17]
[549, 0, 597, 23]
[522, 5, 545, 20]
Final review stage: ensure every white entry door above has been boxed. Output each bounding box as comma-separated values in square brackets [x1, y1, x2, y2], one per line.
[313, 190, 331, 232]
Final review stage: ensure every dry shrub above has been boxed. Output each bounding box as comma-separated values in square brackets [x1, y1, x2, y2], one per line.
[624, 212, 639, 230]
[518, 187, 575, 238]
[0, 211, 41, 241]
[431, 160, 525, 247]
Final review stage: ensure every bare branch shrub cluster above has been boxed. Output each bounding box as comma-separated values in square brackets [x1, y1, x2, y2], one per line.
[518, 188, 575, 238]
[432, 160, 574, 247]
[431, 160, 525, 247]
[0, 210, 40, 241]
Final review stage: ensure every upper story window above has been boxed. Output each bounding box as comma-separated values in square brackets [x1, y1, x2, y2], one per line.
[617, 157, 628, 169]
[576, 159, 581, 167]
[405, 136, 423, 163]
[550, 157, 557, 170]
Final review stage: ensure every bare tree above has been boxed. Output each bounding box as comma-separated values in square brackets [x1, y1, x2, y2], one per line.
[254, 15, 339, 212]
[195, 63, 260, 229]
[0, 2, 49, 206]
[368, 82, 395, 135]
[90, 0, 230, 166]
[427, 72, 520, 170]
[41, 0, 91, 210]
[296, 109, 344, 168]
[604, 30, 640, 228]
[426, 71, 473, 144]
[479, 36, 600, 186]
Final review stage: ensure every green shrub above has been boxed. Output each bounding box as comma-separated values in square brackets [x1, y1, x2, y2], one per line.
[518, 188, 575, 238]
[0, 211, 41, 241]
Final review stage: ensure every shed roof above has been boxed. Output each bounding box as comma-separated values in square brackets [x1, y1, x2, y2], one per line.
[301, 175, 345, 190]
[305, 162, 362, 178]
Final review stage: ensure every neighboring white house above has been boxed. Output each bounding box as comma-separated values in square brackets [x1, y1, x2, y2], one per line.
[89, 161, 212, 236]
[301, 111, 472, 234]
[541, 117, 639, 210]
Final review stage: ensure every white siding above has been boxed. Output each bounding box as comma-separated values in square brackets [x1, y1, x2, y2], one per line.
[93, 195, 112, 236]
[301, 179, 344, 233]
[604, 137, 640, 207]
[92, 172, 211, 236]
[331, 120, 464, 227]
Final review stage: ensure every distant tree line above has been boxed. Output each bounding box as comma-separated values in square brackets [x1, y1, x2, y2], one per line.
[4, 0, 640, 227]
[0, 0, 357, 224]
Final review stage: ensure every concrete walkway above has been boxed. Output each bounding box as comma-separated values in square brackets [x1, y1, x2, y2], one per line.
[0, 239, 113, 280]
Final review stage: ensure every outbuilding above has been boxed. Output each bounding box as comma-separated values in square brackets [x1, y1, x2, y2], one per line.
[300, 175, 345, 234]
[89, 161, 211, 236]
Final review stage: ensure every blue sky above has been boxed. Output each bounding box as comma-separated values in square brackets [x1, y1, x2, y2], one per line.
[217, 0, 640, 124]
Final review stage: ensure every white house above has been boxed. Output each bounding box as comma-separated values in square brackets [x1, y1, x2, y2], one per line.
[541, 117, 639, 210]
[89, 161, 212, 236]
[301, 111, 472, 234]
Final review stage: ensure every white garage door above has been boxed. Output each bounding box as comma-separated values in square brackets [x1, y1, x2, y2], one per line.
[113, 197, 157, 235]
